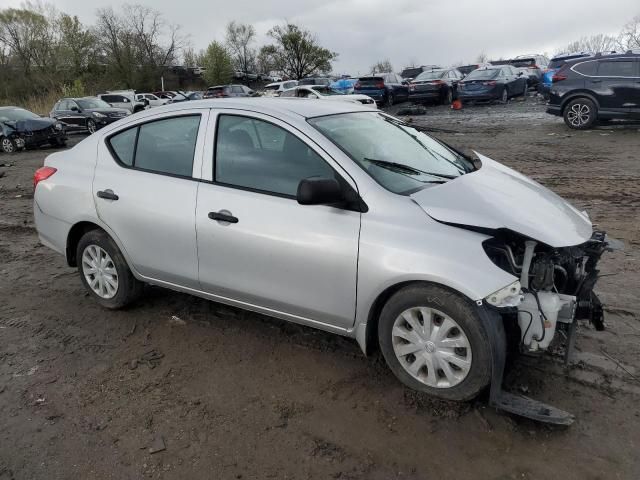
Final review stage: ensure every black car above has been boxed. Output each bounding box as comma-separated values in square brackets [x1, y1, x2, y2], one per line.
[298, 77, 331, 86]
[0, 107, 66, 153]
[50, 97, 129, 134]
[457, 66, 528, 103]
[408, 68, 464, 104]
[547, 52, 640, 129]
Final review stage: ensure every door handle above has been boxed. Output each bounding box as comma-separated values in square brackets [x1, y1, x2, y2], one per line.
[591, 79, 602, 83]
[97, 189, 119, 201]
[208, 210, 238, 224]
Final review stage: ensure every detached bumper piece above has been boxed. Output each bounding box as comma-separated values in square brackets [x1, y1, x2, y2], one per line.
[478, 305, 575, 426]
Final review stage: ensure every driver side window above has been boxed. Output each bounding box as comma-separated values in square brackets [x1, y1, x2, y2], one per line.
[215, 115, 336, 197]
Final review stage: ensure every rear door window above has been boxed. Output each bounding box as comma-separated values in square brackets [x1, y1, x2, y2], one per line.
[597, 60, 635, 77]
[108, 115, 201, 177]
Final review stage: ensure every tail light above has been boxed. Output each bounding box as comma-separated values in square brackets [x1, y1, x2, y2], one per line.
[354, 81, 361, 89]
[375, 81, 385, 89]
[552, 65, 569, 82]
[34, 166, 57, 189]
[483, 81, 497, 86]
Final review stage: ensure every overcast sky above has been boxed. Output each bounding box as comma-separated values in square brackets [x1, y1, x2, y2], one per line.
[6, 0, 638, 74]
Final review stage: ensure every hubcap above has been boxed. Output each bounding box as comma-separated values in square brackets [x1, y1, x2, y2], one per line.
[88, 121, 96, 133]
[2, 138, 14, 152]
[81, 245, 118, 299]
[567, 103, 590, 127]
[392, 307, 472, 388]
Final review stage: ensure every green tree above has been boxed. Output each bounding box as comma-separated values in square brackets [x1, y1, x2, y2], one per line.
[265, 23, 337, 79]
[201, 41, 234, 86]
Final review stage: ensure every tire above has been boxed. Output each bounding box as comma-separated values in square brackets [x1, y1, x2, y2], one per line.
[563, 98, 597, 130]
[500, 87, 508, 104]
[1, 137, 17, 153]
[443, 88, 453, 105]
[53, 138, 67, 148]
[76, 229, 143, 309]
[86, 119, 97, 134]
[522, 81, 528, 97]
[378, 284, 492, 401]
[385, 91, 394, 107]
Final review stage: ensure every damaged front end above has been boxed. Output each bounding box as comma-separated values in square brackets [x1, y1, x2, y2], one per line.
[480, 229, 622, 424]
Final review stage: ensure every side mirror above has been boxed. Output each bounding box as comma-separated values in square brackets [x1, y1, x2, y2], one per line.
[143, 98, 150, 106]
[70, 106, 79, 112]
[297, 177, 344, 206]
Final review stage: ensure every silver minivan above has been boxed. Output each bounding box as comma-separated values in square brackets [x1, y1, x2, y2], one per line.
[33, 99, 616, 424]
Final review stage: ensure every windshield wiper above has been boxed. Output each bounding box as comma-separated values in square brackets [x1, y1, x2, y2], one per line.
[364, 158, 456, 180]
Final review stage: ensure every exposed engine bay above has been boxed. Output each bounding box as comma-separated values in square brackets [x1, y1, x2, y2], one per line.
[483, 230, 619, 355]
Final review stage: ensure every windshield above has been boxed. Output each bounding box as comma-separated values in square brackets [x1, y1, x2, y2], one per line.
[0, 108, 40, 122]
[309, 112, 473, 194]
[464, 69, 499, 80]
[77, 98, 111, 109]
[414, 70, 445, 81]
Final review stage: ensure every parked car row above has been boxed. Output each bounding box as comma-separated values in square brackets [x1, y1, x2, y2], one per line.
[279, 85, 377, 107]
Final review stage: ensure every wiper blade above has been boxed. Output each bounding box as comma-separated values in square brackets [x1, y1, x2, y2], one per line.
[364, 158, 455, 180]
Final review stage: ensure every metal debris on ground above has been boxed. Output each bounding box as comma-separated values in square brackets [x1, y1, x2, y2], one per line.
[128, 349, 164, 370]
[168, 315, 186, 326]
[148, 436, 166, 454]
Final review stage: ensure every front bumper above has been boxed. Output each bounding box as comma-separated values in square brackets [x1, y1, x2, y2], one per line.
[21, 128, 66, 148]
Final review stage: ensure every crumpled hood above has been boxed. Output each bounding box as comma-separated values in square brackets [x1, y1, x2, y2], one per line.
[8, 117, 56, 133]
[410, 152, 593, 247]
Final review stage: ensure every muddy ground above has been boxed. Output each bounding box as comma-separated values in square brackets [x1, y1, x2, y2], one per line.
[1, 96, 639, 479]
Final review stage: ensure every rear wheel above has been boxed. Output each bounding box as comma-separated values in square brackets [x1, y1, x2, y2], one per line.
[385, 91, 395, 107]
[76, 230, 142, 309]
[378, 284, 492, 401]
[500, 87, 508, 103]
[563, 98, 596, 129]
[522, 81, 528, 97]
[443, 88, 453, 105]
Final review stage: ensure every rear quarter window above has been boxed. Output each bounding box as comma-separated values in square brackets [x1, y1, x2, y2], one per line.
[573, 61, 598, 76]
[597, 60, 636, 77]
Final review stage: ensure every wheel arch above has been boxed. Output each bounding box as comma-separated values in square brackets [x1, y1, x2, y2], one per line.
[559, 91, 600, 115]
[66, 221, 104, 267]
[358, 279, 475, 356]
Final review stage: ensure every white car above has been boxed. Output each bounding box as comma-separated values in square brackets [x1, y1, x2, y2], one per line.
[279, 85, 377, 108]
[135, 93, 168, 108]
[262, 80, 298, 97]
[98, 91, 146, 114]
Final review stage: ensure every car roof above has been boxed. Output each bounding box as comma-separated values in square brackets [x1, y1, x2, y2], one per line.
[139, 97, 372, 119]
[0, 106, 21, 111]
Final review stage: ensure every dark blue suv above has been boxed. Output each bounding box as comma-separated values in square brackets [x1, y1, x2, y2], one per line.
[547, 52, 640, 129]
[354, 73, 409, 106]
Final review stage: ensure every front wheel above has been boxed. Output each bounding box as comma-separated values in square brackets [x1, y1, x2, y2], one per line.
[1, 137, 17, 153]
[563, 98, 597, 129]
[378, 284, 492, 401]
[86, 119, 97, 134]
[76, 229, 143, 309]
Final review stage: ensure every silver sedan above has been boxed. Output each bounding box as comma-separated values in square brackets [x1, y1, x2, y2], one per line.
[33, 99, 614, 422]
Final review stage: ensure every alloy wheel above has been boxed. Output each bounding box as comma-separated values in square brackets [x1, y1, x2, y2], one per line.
[567, 103, 591, 128]
[81, 244, 118, 299]
[87, 120, 97, 134]
[392, 306, 472, 388]
[2, 138, 15, 153]
[501, 88, 508, 103]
